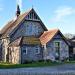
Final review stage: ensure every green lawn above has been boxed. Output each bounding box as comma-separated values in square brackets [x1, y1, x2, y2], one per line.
[0, 61, 75, 69]
[64, 61, 75, 64]
[0, 61, 62, 69]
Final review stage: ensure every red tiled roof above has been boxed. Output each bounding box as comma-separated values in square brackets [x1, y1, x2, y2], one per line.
[39, 29, 59, 45]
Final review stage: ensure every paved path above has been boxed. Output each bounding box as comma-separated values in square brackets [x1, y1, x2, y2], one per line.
[0, 64, 75, 75]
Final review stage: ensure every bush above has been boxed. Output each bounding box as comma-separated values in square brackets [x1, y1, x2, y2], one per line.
[46, 59, 52, 62]
[23, 60, 33, 64]
[38, 60, 44, 62]
[61, 57, 69, 62]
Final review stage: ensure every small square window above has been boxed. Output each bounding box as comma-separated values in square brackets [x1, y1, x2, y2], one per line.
[55, 42, 60, 47]
[23, 48, 27, 54]
[35, 47, 40, 54]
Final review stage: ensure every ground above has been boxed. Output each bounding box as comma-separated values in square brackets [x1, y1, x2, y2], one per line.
[0, 61, 75, 68]
[0, 61, 75, 75]
[0, 64, 75, 75]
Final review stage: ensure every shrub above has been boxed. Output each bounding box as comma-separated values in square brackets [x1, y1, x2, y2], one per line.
[23, 60, 32, 64]
[38, 60, 44, 62]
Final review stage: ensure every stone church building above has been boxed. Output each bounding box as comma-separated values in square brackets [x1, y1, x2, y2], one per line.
[0, 5, 69, 64]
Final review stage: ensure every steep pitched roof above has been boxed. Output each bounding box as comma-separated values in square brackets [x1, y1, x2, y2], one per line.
[9, 37, 22, 46]
[1, 8, 47, 38]
[40, 29, 69, 45]
[1, 9, 31, 38]
[40, 29, 59, 45]
[9, 36, 41, 46]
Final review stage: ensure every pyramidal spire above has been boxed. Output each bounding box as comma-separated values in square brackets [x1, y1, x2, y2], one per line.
[16, 4, 21, 17]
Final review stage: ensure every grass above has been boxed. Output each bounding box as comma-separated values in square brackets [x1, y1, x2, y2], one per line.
[0, 60, 75, 69]
[0, 61, 62, 69]
[64, 60, 75, 64]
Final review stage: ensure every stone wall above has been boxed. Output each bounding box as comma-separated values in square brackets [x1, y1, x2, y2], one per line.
[0, 39, 2, 61]
[2, 38, 10, 62]
[46, 34, 69, 61]
[9, 46, 20, 64]
[21, 45, 43, 63]
[10, 21, 44, 42]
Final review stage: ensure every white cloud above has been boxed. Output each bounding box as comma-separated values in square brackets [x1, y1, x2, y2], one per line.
[50, 7, 75, 23]
[16, 0, 22, 10]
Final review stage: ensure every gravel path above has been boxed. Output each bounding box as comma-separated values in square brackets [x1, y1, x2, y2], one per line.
[0, 64, 75, 75]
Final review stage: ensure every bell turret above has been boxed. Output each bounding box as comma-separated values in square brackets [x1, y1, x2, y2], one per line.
[16, 4, 21, 17]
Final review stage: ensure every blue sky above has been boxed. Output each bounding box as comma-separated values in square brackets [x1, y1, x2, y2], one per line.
[0, 0, 75, 34]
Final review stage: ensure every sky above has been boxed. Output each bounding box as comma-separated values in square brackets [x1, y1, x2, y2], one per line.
[0, 0, 75, 34]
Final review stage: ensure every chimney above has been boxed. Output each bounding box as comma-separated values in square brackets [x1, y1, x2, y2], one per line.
[16, 4, 21, 17]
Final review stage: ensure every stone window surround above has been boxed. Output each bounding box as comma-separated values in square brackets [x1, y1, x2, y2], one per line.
[35, 47, 40, 54]
[23, 47, 27, 54]
[54, 41, 61, 49]
[54, 41, 61, 57]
